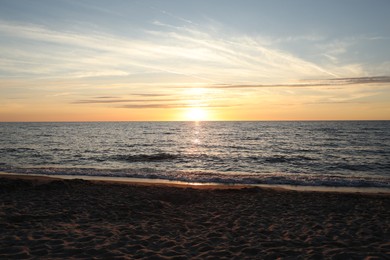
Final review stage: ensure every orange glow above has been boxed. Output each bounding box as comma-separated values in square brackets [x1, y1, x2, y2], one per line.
[185, 107, 208, 121]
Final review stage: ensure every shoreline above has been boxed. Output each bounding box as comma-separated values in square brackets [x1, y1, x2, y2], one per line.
[1, 173, 389, 259]
[1, 171, 389, 194]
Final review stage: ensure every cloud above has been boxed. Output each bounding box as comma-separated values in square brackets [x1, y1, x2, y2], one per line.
[148, 24, 342, 79]
[326, 76, 390, 84]
[72, 96, 238, 109]
[0, 19, 356, 84]
[73, 98, 178, 104]
[304, 101, 368, 105]
[129, 93, 171, 97]
[120, 104, 183, 109]
[317, 39, 352, 63]
[205, 76, 390, 89]
[120, 103, 236, 109]
[2, 18, 388, 118]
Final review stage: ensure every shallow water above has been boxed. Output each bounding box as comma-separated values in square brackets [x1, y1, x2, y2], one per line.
[0, 121, 389, 187]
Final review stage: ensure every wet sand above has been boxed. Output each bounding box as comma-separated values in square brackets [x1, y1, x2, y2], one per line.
[0, 175, 389, 259]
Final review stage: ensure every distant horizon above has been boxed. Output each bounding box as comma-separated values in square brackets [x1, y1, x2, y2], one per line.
[1, 119, 389, 123]
[1, 0, 389, 121]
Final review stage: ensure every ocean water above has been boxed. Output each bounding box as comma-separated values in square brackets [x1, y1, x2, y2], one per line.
[0, 121, 389, 188]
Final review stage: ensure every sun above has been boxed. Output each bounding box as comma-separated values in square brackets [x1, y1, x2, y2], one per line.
[186, 107, 208, 121]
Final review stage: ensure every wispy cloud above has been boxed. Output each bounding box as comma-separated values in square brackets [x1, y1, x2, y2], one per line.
[147, 23, 342, 80]
[120, 104, 185, 109]
[73, 95, 239, 109]
[326, 76, 390, 84]
[95, 96, 117, 99]
[73, 98, 178, 104]
[204, 76, 390, 89]
[129, 93, 171, 97]
[120, 103, 237, 109]
[0, 19, 362, 85]
[304, 101, 368, 105]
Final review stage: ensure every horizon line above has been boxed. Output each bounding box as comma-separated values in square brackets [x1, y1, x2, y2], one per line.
[1, 119, 389, 123]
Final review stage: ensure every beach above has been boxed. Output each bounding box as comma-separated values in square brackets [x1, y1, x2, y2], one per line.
[0, 175, 389, 259]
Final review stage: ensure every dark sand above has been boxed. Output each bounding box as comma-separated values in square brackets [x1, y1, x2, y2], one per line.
[0, 175, 389, 259]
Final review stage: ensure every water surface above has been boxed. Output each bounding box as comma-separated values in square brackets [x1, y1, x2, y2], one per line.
[0, 121, 389, 187]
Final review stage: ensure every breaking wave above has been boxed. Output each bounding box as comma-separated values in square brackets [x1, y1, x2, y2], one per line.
[1, 165, 389, 189]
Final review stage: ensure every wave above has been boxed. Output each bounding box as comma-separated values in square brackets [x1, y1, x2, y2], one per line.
[111, 153, 222, 163]
[0, 148, 36, 153]
[247, 155, 317, 163]
[1, 166, 389, 189]
[111, 152, 320, 164]
[112, 153, 179, 162]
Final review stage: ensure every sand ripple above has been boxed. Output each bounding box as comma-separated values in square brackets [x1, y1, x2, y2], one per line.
[0, 177, 389, 259]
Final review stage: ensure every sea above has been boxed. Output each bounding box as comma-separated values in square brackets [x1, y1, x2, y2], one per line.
[0, 121, 389, 189]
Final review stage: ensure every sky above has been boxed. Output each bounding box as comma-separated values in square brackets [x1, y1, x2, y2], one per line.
[0, 0, 389, 121]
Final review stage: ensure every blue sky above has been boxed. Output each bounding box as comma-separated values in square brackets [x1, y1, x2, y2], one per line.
[0, 0, 389, 121]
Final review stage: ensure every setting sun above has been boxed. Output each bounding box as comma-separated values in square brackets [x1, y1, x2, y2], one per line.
[0, 1, 389, 258]
[0, 0, 389, 123]
[186, 107, 208, 121]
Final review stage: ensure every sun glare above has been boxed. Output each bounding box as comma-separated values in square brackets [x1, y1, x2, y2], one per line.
[186, 107, 207, 121]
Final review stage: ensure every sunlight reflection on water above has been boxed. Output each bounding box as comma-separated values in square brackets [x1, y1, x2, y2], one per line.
[0, 121, 389, 188]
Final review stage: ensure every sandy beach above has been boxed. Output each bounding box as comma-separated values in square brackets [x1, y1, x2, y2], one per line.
[0, 175, 389, 259]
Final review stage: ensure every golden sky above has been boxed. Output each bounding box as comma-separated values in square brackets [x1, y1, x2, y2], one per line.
[1, 0, 390, 121]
